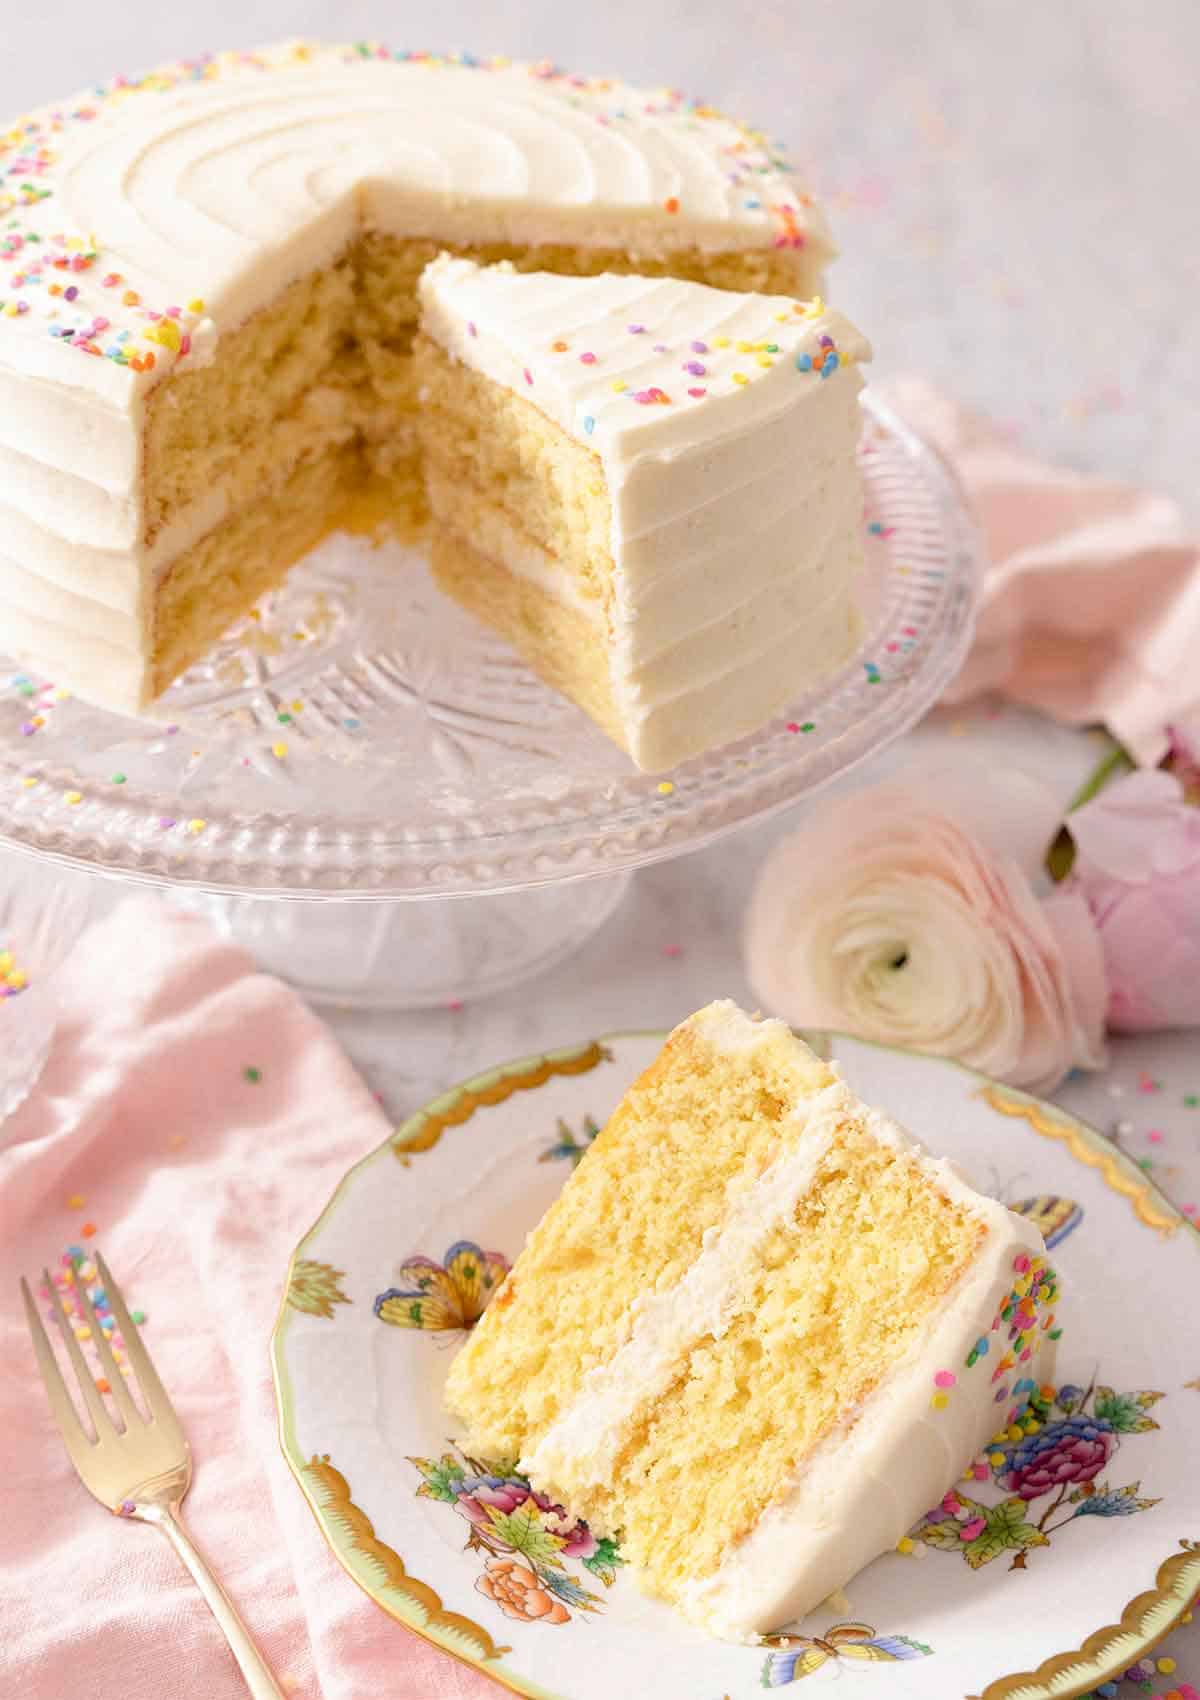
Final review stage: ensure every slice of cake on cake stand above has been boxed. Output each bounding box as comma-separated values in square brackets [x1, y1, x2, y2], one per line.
[416, 258, 870, 772]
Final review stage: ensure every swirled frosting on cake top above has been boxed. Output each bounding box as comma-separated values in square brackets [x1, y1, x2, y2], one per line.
[0, 40, 833, 397]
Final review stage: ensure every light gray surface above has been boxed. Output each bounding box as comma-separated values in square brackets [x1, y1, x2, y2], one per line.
[3, 0, 1198, 507]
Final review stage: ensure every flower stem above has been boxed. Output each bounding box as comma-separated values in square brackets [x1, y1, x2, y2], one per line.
[1065, 739, 1136, 814]
[1045, 738, 1135, 882]
[1036, 1483, 1070, 1531]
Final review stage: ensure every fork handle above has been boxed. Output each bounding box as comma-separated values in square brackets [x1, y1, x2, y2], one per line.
[144, 1503, 288, 1699]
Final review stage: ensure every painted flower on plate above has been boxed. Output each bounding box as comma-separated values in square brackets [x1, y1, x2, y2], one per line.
[913, 1379, 1164, 1570]
[409, 1446, 622, 1626]
[455, 1476, 598, 1560]
[477, 1557, 570, 1624]
[998, 1416, 1115, 1501]
[287, 1258, 350, 1318]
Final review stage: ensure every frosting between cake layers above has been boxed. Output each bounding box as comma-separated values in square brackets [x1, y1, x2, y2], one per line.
[417, 258, 870, 768]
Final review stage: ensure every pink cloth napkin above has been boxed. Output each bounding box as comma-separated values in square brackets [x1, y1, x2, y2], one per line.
[0, 897, 496, 1700]
[882, 376, 1200, 766]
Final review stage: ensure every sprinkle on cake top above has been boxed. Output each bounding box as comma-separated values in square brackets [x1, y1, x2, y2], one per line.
[0, 41, 831, 389]
[419, 257, 872, 461]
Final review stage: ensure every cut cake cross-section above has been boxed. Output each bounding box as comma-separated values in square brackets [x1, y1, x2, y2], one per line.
[415, 259, 872, 771]
[0, 42, 834, 715]
[444, 1001, 1056, 1641]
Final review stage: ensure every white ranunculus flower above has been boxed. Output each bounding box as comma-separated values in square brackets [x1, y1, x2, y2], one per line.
[744, 770, 1108, 1092]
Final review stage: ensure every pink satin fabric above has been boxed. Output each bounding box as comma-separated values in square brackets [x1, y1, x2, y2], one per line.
[0, 898, 495, 1700]
[883, 377, 1200, 766]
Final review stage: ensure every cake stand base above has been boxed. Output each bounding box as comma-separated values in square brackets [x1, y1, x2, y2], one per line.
[168, 872, 631, 1010]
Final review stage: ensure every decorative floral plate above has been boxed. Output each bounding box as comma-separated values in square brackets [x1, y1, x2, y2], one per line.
[271, 1034, 1200, 1700]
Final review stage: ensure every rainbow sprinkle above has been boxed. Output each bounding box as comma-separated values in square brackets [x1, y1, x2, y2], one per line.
[42, 1245, 148, 1391]
[0, 944, 29, 998]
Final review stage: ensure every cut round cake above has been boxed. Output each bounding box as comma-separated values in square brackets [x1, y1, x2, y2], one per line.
[0, 41, 833, 723]
[444, 1001, 1057, 1641]
[416, 258, 871, 770]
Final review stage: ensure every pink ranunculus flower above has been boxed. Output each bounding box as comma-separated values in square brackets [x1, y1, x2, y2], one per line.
[1067, 769, 1200, 1031]
[745, 770, 1108, 1092]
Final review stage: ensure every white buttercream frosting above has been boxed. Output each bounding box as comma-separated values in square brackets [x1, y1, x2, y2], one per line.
[0, 39, 833, 715]
[417, 258, 871, 768]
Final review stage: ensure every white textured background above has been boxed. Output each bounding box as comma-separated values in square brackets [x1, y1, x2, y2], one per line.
[3, 0, 1198, 508]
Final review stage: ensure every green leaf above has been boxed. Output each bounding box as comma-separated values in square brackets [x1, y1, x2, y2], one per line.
[539, 1114, 603, 1167]
[407, 1453, 465, 1504]
[484, 1500, 568, 1570]
[916, 1518, 972, 1552]
[543, 1569, 603, 1610]
[1094, 1387, 1163, 1433]
[1072, 1480, 1162, 1519]
[583, 1535, 626, 1586]
[964, 1498, 1049, 1569]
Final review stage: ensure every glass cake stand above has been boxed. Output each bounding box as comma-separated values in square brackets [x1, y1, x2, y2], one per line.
[0, 395, 981, 1008]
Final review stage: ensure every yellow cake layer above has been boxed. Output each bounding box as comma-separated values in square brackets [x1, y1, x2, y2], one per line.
[430, 528, 626, 750]
[354, 231, 814, 351]
[150, 447, 424, 695]
[443, 1020, 837, 1460]
[559, 1124, 981, 1601]
[152, 444, 355, 693]
[416, 335, 614, 605]
[143, 259, 361, 541]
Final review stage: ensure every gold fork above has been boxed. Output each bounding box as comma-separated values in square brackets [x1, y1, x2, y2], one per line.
[21, 1251, 286, 1699]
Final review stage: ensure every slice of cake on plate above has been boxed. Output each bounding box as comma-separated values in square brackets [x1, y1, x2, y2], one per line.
[444, 1001, 1056, 1641]
[416, 259, 871, 771]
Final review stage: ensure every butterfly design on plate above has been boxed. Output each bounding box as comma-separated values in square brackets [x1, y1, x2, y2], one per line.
[374, 1240, 511, 1332]
[761, 1621, 933, 1685]
[1010, 1195, 1083, 1249]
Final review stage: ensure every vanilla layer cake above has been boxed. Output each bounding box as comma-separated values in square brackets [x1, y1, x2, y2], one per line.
[416, 259, 870, 770]
[0, 41, 834, 716]
[444, 1002, 1055, 1641]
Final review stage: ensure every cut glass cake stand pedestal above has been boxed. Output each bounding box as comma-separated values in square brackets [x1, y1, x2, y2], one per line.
[0, 395, 981, 1009]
